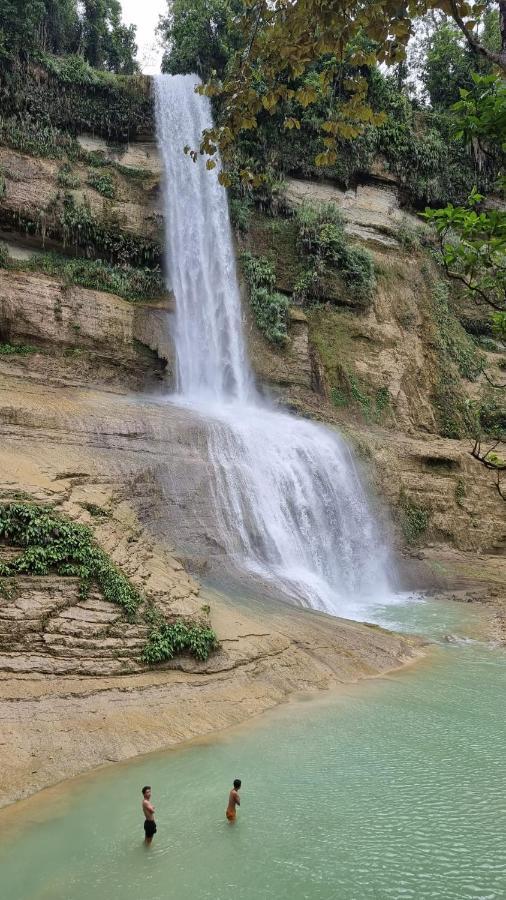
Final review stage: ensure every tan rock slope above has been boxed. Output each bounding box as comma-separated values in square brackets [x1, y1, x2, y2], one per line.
[0, 387, 421, 808]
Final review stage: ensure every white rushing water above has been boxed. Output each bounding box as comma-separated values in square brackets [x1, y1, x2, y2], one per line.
[155, 73, 394, 617]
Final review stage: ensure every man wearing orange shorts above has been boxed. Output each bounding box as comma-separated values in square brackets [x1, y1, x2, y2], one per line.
[226, 779, 241, 822]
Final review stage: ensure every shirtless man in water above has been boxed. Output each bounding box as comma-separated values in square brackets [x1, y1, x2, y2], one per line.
[226, 779, 241, 822]
[142, 786, 157, 844]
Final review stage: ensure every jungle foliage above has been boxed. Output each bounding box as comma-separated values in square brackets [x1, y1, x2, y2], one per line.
[295, 202, 375, 306]
[142, 619, 218, 665]
[171, 0, 506, 180]
[424, 74, 506, 339]
[0, 503, 219, 664]
[0, 502, 141, 617]
[241, 252, 290, 344]
[0, 59, 152, 141]
[0, 0, 137, 73]
[160, 1, 503, 209]
[16, 252, 165, 303]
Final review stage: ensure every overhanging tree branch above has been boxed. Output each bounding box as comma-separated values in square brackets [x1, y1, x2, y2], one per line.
[449, 0, 506, 71]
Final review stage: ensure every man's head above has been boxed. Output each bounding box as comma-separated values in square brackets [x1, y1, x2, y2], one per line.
[233, 779, 242, 790]
[142, 786, 151, 799]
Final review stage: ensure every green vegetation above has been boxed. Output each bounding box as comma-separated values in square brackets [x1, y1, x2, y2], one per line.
[332, 372, 391, 424]
[0, 2, 138, 74]
[455, 478, 466, 506]
[0, 343, 37, 356]
[87, 170, 116, 199]
[399, 492, 430, 544]
[424, 74, 506, 339]
[0, 502, 218, 666]
[163, 0, 505, 213]
[0, 116, 82, 161]
[431, 282, 484, 381]
[16, 251, 165, 302]
[241, 252, 290, 344]
[159, 0, 241, 79]
[229, 196, 253, 233]
[295, 202, 375, 306]
[0, 502, 141, 618]
[396, 217, 431, 251]
[0, 194, 161, 268]
[478, 394, 506, 438]
[427, 280, 484, 440]
[0, 64, 152, 144]
[77, 502, 110, 518]
[142, 619, 219, 665]
[59, 194, 160, 266]
[57, 163, 81, 188]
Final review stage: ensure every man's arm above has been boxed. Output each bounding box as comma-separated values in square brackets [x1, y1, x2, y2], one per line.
[143, 800, 155, 815]
[233, 791, 240, 806]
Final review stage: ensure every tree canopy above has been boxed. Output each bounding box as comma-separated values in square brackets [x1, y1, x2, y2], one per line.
[424, 72, 506, 338]
[0, 0, 138, 73]
[159, 0, 242, 78]
[160, 0, 505, 173]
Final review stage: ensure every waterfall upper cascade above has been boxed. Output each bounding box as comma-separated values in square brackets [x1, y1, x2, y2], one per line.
[155, 73, 393, 617]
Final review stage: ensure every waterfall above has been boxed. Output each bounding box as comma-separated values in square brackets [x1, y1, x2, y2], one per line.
[155, 73, 394, 618]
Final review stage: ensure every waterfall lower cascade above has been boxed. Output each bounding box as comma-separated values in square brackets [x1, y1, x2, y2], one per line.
[155, 73, 394, 618]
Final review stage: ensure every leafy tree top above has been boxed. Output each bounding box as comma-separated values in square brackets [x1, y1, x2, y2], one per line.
[177, 0, 506, 180]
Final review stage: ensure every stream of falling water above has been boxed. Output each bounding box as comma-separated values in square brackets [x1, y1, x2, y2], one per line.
[155, 74, 394, 617]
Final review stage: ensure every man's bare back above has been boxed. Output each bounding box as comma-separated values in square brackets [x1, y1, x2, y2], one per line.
[226, 779, 241, 822]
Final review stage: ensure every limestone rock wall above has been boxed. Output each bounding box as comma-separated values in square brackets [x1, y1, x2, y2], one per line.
[0, 145, 163, 246]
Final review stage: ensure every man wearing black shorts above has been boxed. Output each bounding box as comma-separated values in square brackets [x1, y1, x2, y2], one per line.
[142, 785, 157, 844]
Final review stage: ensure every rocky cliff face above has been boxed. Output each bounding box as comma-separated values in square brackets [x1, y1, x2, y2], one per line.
[241, 175, 505, 558]
[0, 96, 503, 808]
[1, 120, 504, 557]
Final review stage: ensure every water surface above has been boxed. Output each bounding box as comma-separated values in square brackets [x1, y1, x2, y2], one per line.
[1, 598, 504, 900]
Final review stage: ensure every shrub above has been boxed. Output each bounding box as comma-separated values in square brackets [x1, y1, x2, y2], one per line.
[428, 281, 484, 439]
[455, 478, 466, 506]
[0, 343, 37, 355]
[399, 492, 430, 543]
[479, 396, 506, 437]
[87, 170, 117, 199]
[57, 163, 80, 189]
[396, 216, 432, 251]
[142, 620, 218, 664]
[0, 115, 82, 160]
[431, 282, 484, 380]
[295, 202, 375, 306]
[1, 194, 161, 268]
[296, 202, 345, 256]
[432, 377, 477, 439]
[241, 252, 290, 344]
[229, 196, 252, 233]
[0, 503, 141, 618]
[1, 59, 153, 141]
